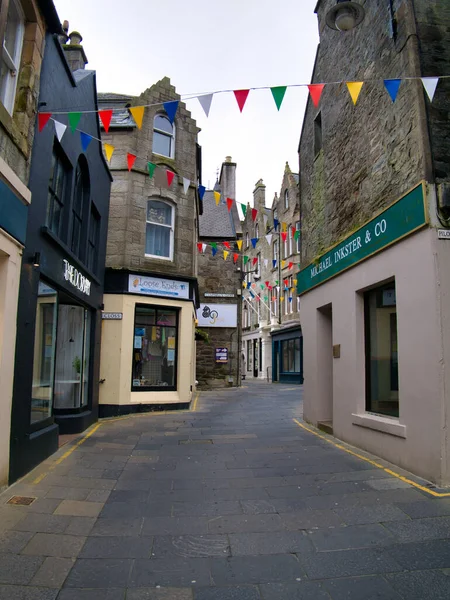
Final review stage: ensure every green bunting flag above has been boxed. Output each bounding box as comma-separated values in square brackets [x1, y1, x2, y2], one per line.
[241, 203, 247, 217]
[271, 86, 287, 111]
[294, 230, 300, 241]
[148, 162, 156, 178]
[68, 112, 82, 133]
[211, 242, 217, 250]
[243, 256, 249, 265]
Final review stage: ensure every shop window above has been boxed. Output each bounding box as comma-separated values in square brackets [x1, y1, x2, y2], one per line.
[87, 204, 100, 274]
[31, 282, 58, 424]
[281, 338, 301, 373]
[146, 199, 174, 260]
[365, 282, 399, 418]
[132, 305, 178, 390]
[71, 157, 90, 259]
[153, 114, 175, 158]
[47, 143, 71, 240]
[0, 0, 24, 114]
[247, 339, 252, 371]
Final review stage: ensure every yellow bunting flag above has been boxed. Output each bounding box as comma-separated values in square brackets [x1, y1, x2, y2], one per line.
[293, 279, 298, 285]
[346, 82, 364, 105]
[223, 250, 229, 261]
[236, 240, 243, 251]
[282, 222, 287, 232]
[214, 191, 221, 205]
[104, 143, 115, 163]
[281, 260, 286, 269]
[130, 106, 145, 129]
[281, 296, 285, 302]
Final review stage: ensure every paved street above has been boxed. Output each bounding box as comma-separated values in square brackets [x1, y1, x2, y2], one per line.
[1, 381, 450, 599]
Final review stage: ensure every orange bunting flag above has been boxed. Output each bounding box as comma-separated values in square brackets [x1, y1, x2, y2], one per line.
[214, 191, 221, 205]
[223, 250, 229, 261]
[227, 197, 233, 212]
[234, 89, 250, 112]
[288, 262, 293, 269]
[223, 241, 231, 250]
[99, 110, 113, 133]
[167, 171, 175, 187]
[236, 240, 243, 251]
[130, 106, 145, 129]
[308, 84, 325, 108]
[251, 208, 258, 222]
[233, 253, 239, 263]
[281, 232, 287, 242]
[346, 81, 364, 105]
[252, 257, 258, 266]
[127, 153, 137, 171]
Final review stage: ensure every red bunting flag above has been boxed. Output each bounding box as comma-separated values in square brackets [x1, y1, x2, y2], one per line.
[127, 153, 136, 171]
[253, 257, 258, 266]
[233, 253, 239, 263]
[291, 226, 296, 237]
[197, 243, 202, 252]
[99, 110, 113, 133]
[227, 197, 233, 212]
[234, 89, 250, 112]
[307, 84, 325, 108]
[281, 232, 287, 242]
[251, 208, 258, 222]
[288, 262, 293, 269]
[284, 279, 289, 286]
[265, 281, 270, 288]
[38, 112, 52, 132]
[223, 241, 231, 250]
[167, 171, 175, 187]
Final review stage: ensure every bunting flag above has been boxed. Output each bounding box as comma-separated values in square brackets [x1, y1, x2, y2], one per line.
[163, 101, 179, 124]
[202, 243, 207, 253]
[272, 296, 276, 302]
[223, 250, 229, 261]
[130, 106, 145, 129]
[271, 86, 287, 111]
[214, 191, 221, 205]
[242, 282, 247, 289]
[252, 257, 258, 266]
[148, 162, 156, 178]
[308, 84, 325, 107]
[384, 79, 402, 102]
[288, 262, 293, 269]
[265, 281, 270, 288]
[127, 153, 137, 171]
[234, 89, 250, 112]
[294, 230, 300, 241]
[233, 253, 239, 263]
[249, 290, 255, 298]
[197, 243, 202, 252]
[211, 242, 217, 250]
[260, 283, 265, 289]
[243, 256, 249, 265]
[221, 241, 230, 250]
[422, 77, 439, 102]
[212, 247, 218, 257]
[281, 260, 286, 269]
[255, 295, 260, 302]
[38, 112, 52, 132]
[293, 279, 298, 285]
[54, 120, 67, 142]
[265, 234, 273, 245]
[68, 112, 82, 133]
[227, 197, 233, 212]
[289, 297, 293, 303]
[291, 226, 296, 237]
[275, 280, 279, 285]
[346, 81, 364, 105]
[273, 260, 277, 268]
[281, 232, 287, 242]
[198, 185, 206, 201]
[241, 203, 247, 217]
[236, 240, 243, 251]
[280, 296, 284, 302]
[99, 109, 113, 133]
[251, 208, 258, 222]
[166, 171, 175, 187]
[104, 143, 115, 163]
[282, 222, 287, 232]
[198, 93, 213, 117]
[284, 279, 289, 286]
[264, 296, 268, 302]
[251, 238, 258, 249]
[183, 178, 190, 194]
[274, 218, 279, 230]
[80, 132, 93, 152]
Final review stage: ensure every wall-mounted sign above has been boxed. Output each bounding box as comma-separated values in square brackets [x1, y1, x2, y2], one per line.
[102, 312, 123, 320]
[215, 348, 229, 363]
[204, 293, 235, 298]
[438, 229, 450, 239]
[197, 303, 237, 328]
[128, 274, 189, 299]
[63, 259, 91, 296]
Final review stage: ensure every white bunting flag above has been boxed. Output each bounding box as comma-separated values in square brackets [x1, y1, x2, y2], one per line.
[183, 177, 190, 195]
[265, 234, 273, 245]
[198, 93, 213, 117]
[202, 243, 207, 253]
[421, 77, 439, 102]
[54, 120, 67, 142]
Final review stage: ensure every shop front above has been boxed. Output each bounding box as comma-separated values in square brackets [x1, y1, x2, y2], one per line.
[271, 326, 303, 384]
[99, 269, 199, 416]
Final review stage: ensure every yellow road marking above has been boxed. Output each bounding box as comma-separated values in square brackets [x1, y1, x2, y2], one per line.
[293, 418, 450, 498]
[192, 392, 199, 412]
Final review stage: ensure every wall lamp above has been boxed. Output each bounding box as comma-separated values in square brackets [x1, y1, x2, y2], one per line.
[325, 1, 365, 31]
[32, 252, 41, 267]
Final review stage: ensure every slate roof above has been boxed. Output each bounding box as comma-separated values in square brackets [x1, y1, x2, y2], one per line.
[198, 190, 238, 239]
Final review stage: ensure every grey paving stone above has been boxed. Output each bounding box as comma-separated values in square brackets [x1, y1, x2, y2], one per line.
[21, 533, 86, 557]
[126, 588, 193, 600]
[65, 516, 96, 536]
[172, 501, 242, 517]
[129, 557, 210, 587]
[142, 517, 209, 536]
[239, 499, 278, 515]
[99, 501, 171, 519]
[259, 581, 330, 600]
[107, 490, 149, 503]
[265, 486, 320, 499]
[64, 558, 133, 588]
[86, 490, 111, 503]
[270, 498, 310, 513]
[383, 516, 450, 542]
[12, 513, 71, 534]
[366, 478, 412, 490]
[333, 503, 410, 525]
[0, 585, 58, 600]
[152, 534, 230, 558]
[193, 585, 261, 600]
[318, 481, 371, 495]
[11, 498, 62, 514]
[228, 531, 313, 555]
[325, 469, 388, 483]
[80, 536, 153, 559]
[0, 530, 33, 553]
[387, 570, 450, 600]
[208, 514, 283, 534]
[308, 523, 395, 551]
[395, 500, 450, 519]
[30, 557, 75, 588]
[385, 539, 450, 569]
[228, 477, 287, 489]
[57, 587, 126, 599]
[43, 475, 115, 490]
[210, 554, 304, 585]
[281, 509, 345, 530]
[0, 552, 43, 584]
[322, 575, 403, 599]
[297, 547, 403, 579]
[55, 500, 104, 518]
[45, 487, 91, 501]
[90, 518, 143, 537]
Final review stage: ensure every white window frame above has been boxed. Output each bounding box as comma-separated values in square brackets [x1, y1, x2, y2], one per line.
[272, 287, 279, 318]
[288, 224, 293, 256]
[243, 305, 249, 328]
[152, 114, 175, 159]
[255, 223, 259, 239]
[286, 276, 293, 315]
[273, 239, 279, 264]
[145, 199, 175, 261]
[295, 221, 300, 253]
[255, 252, 261, 278]
[245, 232, 249, 248]
[284, 189, 289, 210]
[1, 0, 25, 115]
[283, 230, 288, 260]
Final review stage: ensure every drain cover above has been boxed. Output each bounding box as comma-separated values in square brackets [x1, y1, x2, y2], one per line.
[179, 439, 212, 445]
[7, 496, 36, 506]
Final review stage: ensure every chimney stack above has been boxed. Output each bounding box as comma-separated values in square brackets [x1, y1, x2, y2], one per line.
[62, 26, 88, 71]
[253, 178, 266, 211]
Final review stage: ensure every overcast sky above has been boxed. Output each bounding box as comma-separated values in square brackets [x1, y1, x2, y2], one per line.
[53, 0, 319, 208]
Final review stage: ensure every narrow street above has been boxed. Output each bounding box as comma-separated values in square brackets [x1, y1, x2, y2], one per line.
[1, 381, 450, 599]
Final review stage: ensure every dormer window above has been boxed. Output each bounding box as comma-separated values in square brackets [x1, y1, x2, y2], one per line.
[153, 114, 175, 158]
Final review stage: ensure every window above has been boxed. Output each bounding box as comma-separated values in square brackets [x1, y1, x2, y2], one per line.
[87, 204, 100, 274]
[153, 114, 175, 158]
[71, 158, 90, 259]
[273, 239, 279, 264]
[247, 340, 252, 371]
[243, 305, 249, 329]
[314, 112, 323, 156]
[273, 208, 278, 222]
[255, 224, 259, 239]
[281, 338, 301, 373]
[288, 224, 294, 256]
[132, 305, 178, 390]
[146, 199, 174, 260]
[255, 253, 261, 278]
[245, 232, 250, 248]
[47, 143, 70, 240]
[283, 229, 289, 260]
[295, 221, 301, 253]
[284, 189, 289, 210]
[285, 276, 293, 315]
[271, 287, 279, 319]
[365, 282, 399, 418]
[0, 0, 24, 114]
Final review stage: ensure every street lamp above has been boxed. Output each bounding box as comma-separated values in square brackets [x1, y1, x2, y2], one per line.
[325, 1, 365, 31]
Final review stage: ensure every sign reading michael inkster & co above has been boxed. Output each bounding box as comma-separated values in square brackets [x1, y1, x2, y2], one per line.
[297, 183, 428, 295]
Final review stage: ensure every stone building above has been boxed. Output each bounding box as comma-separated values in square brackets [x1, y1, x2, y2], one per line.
[97, 79, 201, 415]
[0, 0, 61, 487]
[298, 0, 450, 484]
[196, 157, 242, 389]
[241, 163, 302, 384]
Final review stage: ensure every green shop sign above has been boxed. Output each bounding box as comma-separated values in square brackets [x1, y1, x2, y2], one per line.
[297, 183, 428, 295]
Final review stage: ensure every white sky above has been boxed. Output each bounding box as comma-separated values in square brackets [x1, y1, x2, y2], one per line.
[53, 0, 319, 207]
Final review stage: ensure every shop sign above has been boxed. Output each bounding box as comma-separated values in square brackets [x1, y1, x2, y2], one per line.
[63, 259, 91, 296]
[215, 348, 228, 363]
[204, 293, 235, 298]
[128, 274, 189, 299]
[102, 312, 123, 320]
[197, 303, 238, 328]
[297, 183, 427, 295]
[438, 229, 450, 239]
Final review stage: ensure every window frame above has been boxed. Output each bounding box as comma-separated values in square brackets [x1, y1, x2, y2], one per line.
[87, 203, 100, 274]
[273, 239, 279, 264]
[145, 198, 175, 261]
[0, 0, 24, 115]
[46, 141, 71, 241]
[245, 232, 250, 249]
[295, 221, 301, 253]
[152, 113, 175, 159]
[70, 157, 90, 260]
[284, 189, 289, 210]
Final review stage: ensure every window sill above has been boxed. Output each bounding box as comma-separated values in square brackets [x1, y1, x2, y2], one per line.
[352, 412, 406, 438]
[144, 254, 173, 262]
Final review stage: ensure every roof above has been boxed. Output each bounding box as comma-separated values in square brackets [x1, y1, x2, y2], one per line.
[73, 69, 95, 83]
[198, 191, 237, 239]
[37, 0, 62, 34]
[97, 92, 134, 102]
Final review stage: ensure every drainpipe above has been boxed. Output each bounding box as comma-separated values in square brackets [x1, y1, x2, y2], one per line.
[229, 328, 236, 386]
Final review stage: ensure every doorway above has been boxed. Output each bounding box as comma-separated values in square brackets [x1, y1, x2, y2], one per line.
[253, 338, 259, 378]
[317, 304, 333, 432]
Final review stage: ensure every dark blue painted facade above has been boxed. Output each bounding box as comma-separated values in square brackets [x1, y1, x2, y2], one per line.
[271, 325, 303, 384]
[0, 179, 28, 245]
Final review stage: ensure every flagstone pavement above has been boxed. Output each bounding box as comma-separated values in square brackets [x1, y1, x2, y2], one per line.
[1, 381, 450, 599]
